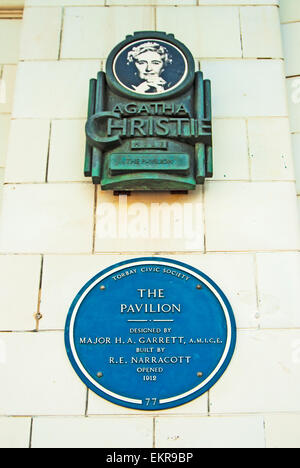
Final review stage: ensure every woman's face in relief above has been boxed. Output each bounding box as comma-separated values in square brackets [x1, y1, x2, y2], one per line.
[134, 51, 164, 82]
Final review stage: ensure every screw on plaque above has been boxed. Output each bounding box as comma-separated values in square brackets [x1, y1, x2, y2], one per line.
[97, 372, 103, 378]
[196, 284, 202, 290]
[197, 372, 203, 378]
[34, 312, 43, 320]
[100, 285, 106, 291]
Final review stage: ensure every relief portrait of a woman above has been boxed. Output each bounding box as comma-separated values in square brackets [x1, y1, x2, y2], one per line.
[126, 42, 173, 94]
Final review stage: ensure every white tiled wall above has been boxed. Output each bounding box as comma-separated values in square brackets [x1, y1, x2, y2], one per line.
[155, 416, 265, 448]
[281, 0, 300, 218]
[0, 17, 22, 214]
[0, 0, 299, 449]
[20, 7, 62, 60]
[31, 417, 153, 448]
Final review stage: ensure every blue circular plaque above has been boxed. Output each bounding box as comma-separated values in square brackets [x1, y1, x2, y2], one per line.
[65, 258, 236, 411]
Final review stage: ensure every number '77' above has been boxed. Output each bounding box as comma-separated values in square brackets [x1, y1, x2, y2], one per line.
[145, 398, 157, 406]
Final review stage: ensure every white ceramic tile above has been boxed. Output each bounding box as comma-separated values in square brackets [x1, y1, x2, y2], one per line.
[0, 115, 10, 167]
[0, 417, 31, 448]
[20, 7, 62, 60]
[205, 181, 300, 251]
[286, 77, 300, 133]
[155, 416, 265, 448]
[210, 329, 300, 413]
[5, 119, 50, 183]
[201, 60, 287, 117]
[291, 133, 300, 194]
[12, 61, 100, 119]
[47, 120, 86, 182]
[248, 118, 295, 181]
[0, 255, 41, 331]
[241, 6, 283, 58]
[0, 168, 4, 186]
[282, 22, 300, 77]
[256, 252, 300, 328]
[61, 7, 155, 59]
[0, 168, 5, 212]
[265, 414, 300, 448]
[31, 416, 153, 448]
[280, 0, 300, 23]
[0, 332, 86, 415]
[0, 20, 22, 64]
[0, 65, 17, 114]
[0, 183, 94, 254]
[157, 6, 242, 58]
[212, 119, 249, 180]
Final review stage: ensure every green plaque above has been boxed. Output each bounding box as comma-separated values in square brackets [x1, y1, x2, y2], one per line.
[109, 153, 190, 175]
[85, 31, 213, 193]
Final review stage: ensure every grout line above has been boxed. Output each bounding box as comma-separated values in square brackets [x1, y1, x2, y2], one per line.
[202, 185, 207, 254]
[45, 121, 52, 184]
[58, 7, 65, 61]
[281, 20, 300, 26]
[238, 7, 244, 59]
[245, 119, 252, 181]
[5, 411, 300, 419]
[286, 74, 300, 79]
[21, 3, 282, 8]
[29, 417, 33, 449]
[92, 185, 98, 254]
[2, 179, 297, 185]
[153, 417, 156, 448]
[16, 57, 286, 62]
[253, 253, 261, 329]
[35, 255, 44, 332]
[85, 389, 89, 417]
[263, 418, 267, 448]
[0, 249, 299, 257]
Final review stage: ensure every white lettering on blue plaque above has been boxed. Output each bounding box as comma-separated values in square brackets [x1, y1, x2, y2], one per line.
[65, 258, 236, 411]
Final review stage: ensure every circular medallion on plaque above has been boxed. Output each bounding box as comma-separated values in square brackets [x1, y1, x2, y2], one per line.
[65, 258, 236, 411]
[106, 33, 195, 100]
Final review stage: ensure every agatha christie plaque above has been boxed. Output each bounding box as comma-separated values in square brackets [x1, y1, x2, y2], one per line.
[85, 31, 213, 192]
[65, 258, 236, 411]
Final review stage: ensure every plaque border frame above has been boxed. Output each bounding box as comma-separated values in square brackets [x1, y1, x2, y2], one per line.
[105, 32, 196, 101]
[65, 257, 237, 411]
